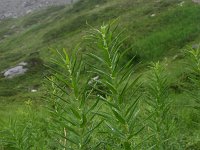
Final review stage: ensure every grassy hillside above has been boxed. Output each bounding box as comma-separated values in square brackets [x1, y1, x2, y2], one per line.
[0, 0, 199, 100]
[0, 0, 200, 149]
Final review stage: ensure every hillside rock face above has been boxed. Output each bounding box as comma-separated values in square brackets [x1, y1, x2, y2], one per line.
[0, 0, 76, 20]
[193, 0, 200, 3]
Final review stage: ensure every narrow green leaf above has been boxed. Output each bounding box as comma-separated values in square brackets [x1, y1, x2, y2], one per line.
[87, 99, 99, 114]
[112, 108, 126, 124]
[128, 126, 144, 140]
[64, 125, 80, 136]
[93, 112, 112, 120]
[86, 53, 108, 66]
[105, 121, 125, 138]
[125, 96, 140, 117]
[80, 114, 87, 128]
[55, 132, 78, 145]
[70, 107, 81, 120]
[62, 48, 70, 65]
[98, 95, 119, 110]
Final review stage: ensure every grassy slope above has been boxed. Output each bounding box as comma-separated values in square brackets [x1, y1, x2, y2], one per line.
[0, 0, 200, 133]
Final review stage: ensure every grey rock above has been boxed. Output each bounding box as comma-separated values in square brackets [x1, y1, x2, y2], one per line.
[193, 0, 200, 3]
[0, 0, 78, 20]
[192, 44, 200, 50]
[2, 62, 28, 79]
[4, 66, 28, 79]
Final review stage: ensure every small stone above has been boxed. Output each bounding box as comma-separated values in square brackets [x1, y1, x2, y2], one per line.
[18, 62, 28, 66]
[31, 89, 37, 92]
[150, 14, 156, 17]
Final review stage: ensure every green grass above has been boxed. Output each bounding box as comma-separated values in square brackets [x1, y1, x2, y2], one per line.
[0, 0, 200, 148]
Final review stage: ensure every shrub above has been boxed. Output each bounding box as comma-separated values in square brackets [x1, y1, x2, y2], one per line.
[145, 62, 176, 149]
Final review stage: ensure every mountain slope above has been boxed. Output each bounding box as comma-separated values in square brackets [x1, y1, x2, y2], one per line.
[0, 0, 76, 19]
[0, 0, 200, 149]
[0, 0, 200, 105]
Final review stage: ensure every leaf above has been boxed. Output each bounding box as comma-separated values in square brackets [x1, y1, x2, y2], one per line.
[118, 56, 135, 75]
[100, 79, 117, 94]
[62, 48, 70, 65]
[55, 132, 78, 145]
[118, 73, 133, 104]
[118, 65, 134, 85]
[45, 76, 68, 95]
[125, 75, 141, 93]
[70, 107, 81, 120]
[89, 81, 111, 96]
[88, 64, 110, 79]
[105, 121, 125, 138]
[87, 99, 99, 114]
[60, 116, 77, 126]
[112, 108, 126, 124]
[86, 120, 104, 136]
[54, 73, 71, 88]
[80, 114, 87, 128]
[44, 64, 67, 78]
[64, 125, 80, 136]
[52, 93, 70, 104]
[128, 126, 144, 140]
[93, 112, 112, 120]
[83, 135, 92, 146]
[86, 53, 108, 66]
[125, 96, 140, 117]
[98, 95, 119, 110]
[124, 141, 131, 150]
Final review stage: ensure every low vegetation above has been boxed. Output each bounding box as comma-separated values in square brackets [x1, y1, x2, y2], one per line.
[0, 0, 200, 149]
[0, 23, 200, 149]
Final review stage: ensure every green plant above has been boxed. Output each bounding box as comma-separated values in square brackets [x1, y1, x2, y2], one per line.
[46, 48, 102, 149]
[185, 46, 200, 125]
[84, 23, 143, 149]
[145, 62, 175, 149]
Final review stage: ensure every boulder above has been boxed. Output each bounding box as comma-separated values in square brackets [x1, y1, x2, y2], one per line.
[192, 44, 200, 50]
[2, 62, 28, 79]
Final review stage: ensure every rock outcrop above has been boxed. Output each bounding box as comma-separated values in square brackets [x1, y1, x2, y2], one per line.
[193, 0, 200, 3]
[2, 62, 28, 79]
[0, 0, 77, 20]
